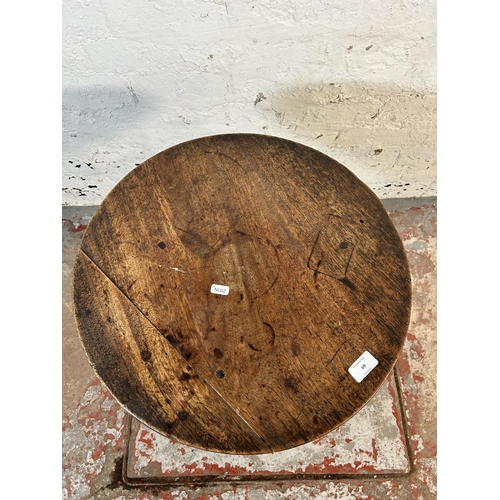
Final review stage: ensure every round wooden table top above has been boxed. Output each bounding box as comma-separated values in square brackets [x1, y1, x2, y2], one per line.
[73, 134, 411, 454]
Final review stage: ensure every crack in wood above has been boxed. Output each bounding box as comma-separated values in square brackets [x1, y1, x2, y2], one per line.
[78, 248, 273, 453]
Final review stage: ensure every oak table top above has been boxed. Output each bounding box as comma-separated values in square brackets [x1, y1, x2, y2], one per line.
[73, 134, 411, 455]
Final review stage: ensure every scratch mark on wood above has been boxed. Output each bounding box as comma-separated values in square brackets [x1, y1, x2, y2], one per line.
[307, 230, 322, 269]
[344, 247, 355, 276]
[339, 276, 356, 291]
[170, 267, 186, 274]
[204, 150, 246, 172]
[326, 341, 347, 367]
[263, 322, 276, 345]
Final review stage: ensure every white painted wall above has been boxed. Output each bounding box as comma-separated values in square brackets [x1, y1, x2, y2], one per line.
[62, 0, 436, 206]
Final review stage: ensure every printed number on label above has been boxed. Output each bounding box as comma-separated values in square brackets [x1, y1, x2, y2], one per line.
[210, 284, 230, 295]
[348, 351, 378, 382]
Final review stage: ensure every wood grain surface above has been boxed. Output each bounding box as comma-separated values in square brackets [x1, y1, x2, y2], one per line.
[73, 134, 412, 454]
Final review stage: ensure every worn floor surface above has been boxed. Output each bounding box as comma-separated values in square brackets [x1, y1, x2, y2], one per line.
[62, 198, 436, 499]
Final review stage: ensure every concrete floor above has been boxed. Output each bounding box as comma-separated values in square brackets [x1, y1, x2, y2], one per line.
[62, 198, 436, 499]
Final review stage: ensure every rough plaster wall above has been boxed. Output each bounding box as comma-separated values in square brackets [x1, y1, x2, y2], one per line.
[62, 0, 436, 206]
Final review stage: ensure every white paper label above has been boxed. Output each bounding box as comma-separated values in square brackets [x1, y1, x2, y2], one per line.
[210, 284, 230, 295]
[348, 351, 379, 382]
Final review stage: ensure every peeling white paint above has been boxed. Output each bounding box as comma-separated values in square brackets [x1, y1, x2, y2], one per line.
[62, 0, 436, 206]
[62, 384, 126, 500]
[411, 434, 425, 454]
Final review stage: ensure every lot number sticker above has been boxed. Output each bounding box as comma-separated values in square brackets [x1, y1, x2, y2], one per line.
[211, 284, 230, 296]
[348, 351, 379, 382]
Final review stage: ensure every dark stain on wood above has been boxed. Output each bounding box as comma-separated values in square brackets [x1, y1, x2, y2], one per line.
[178, 410, 189, 421]
[140, 350, 151, 361]
[339, 276, 357, 291]
[284, 377, 300, 394]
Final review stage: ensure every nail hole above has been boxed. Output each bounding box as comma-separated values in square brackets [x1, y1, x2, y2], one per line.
[216, 370, 225, 379]
[359, 220, 364, 223]
[340, 242, 348, 249]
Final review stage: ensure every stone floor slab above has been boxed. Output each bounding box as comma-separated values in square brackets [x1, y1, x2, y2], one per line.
[62, 198, 436, 499]
[125, 369, 410, 485]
